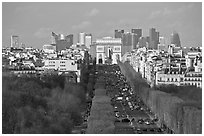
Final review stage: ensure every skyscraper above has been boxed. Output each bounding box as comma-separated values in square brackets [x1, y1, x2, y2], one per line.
[149, 28, 159, 49]
[78, 32, 86, 45]
[158, 36, 167, 51]
[131, 28, 142, 37]
[85, 34, 92, 49]
[131, 29, 142, 49]
[170, 31, 181, 47]
[115, 29, 124, 39]
[130, 33, 138, 49]
[10, 35, 19, 48]
[51, 32, 73, 51]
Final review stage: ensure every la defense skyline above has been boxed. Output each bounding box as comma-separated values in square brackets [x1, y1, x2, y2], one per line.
[8, 27, 184, 50]
[4, 26, 200, 49]
[2, 2, 201, 48]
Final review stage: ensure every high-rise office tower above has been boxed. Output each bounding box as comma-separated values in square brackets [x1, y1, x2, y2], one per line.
[115, 29, 124, 38]
[66, 34, 74, 47]
[138, 37, 146, 48]
[78, 32, 86, 45]
[170, 31, 181, 47]
[158, 36, 167, 51]
[149, 28, 159, 49]
[10, 35, 19, 48]
[85, 34, 92, 49]
[131, 29, 142, 37]
[115, 29, 125, 47]
[159, 36, 166, 45]
[131, 29, 142, 49]
[51, 32, 57, 45]
[51, 32, 73, 51]
[130, 33, 138, 49]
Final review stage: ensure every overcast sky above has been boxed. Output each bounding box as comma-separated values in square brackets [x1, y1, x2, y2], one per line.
[2, 2, 202, 48]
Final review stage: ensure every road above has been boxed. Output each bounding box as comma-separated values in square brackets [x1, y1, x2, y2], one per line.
[103, 65, 165, 134]
[72, 64, 166, 134]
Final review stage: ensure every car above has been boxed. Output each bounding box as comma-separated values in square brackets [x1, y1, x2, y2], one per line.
[137, 119, 144, 124]
[115, 118, 121, 122]
[144, 120, 151, 125]
[115, 112, 120, 118]
[116, 97, 123, 101]
[136, 130, 142, 134]
[80, 129, 86, 134]
[81, 122, 87, 128]
[152, 118, 159, 122]
[121, 118, 131, 123]
[149, 128, 155, 132]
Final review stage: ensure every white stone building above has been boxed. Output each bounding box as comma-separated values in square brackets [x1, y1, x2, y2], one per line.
[95, 37, 122, 64]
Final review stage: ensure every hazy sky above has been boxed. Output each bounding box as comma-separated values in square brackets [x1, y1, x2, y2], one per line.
[2, 2, 202, 48]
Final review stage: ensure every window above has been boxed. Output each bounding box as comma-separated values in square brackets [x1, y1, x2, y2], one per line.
[60, 65, 65, 67]
[49, 61, 55, 63]
[195, 78, 197, 81]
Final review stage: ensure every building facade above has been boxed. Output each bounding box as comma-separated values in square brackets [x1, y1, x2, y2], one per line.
[11, 35, 20, 48]
[44, 58, 80, 82]
[85, 34, 92, 49]
[95, 37, 122, 64]
[131, 28, 142, 37]
[43, 44, 56, 54]
[51, 32, 73, 51]
[149, 28, 159, 50]
[78, 32, 86, 46]
[170, 31, 181, 47]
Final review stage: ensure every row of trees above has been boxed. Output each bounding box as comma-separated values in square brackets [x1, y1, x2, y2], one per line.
[3, 56, 97, 134]
[120, 61, 202, 105]
[155, 84, 202, 105]
[2, 73, 86, 134]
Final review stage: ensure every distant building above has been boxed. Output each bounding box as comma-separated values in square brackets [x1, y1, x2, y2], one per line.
[138, 36, 149, 48]
[170, 31, 181, 47]
[95, 37, 122, 64]
[89, 43, 96, 59]
[10, 35, 20, 48]
[44, 58, 81, 82]
[43, 44, 56, 54]
[129, 46, 202, 88]
[130, 33, 138, 49]
[78, 32, 86, 46]
[51, 32, 73, 51]
[115, 29, 124, 39]
[122, 32, 133, 55]
[158, 37, 167, 51]
[85, 34, 92, 49]
[149, 28, 159, 49]
[115, 29, 140, 55]
[131, 28, 142, 37]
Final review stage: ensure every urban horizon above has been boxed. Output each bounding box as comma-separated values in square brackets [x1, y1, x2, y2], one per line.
[2, 2, 202, 134]
[2, 2, 202, 48]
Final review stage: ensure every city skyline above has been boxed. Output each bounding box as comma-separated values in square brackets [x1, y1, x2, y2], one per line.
[2, 2, 202, 48]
